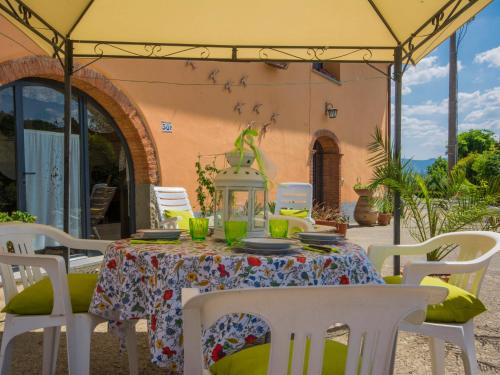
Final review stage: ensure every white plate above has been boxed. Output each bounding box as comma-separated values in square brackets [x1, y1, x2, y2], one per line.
[136, 229, 182, 239]
[297, 232, 342, 240]
[235, 246, 301, 255]
[138, 229, 183, 234]
[300, 238, 343, 245]
[241, 238, 295, 249]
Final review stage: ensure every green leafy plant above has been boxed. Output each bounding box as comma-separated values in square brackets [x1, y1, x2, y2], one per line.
[0, 212, 12, 222]
[336, 212, 349, 224]
[233, 126, 268, 186]
[0, 211, 37, 223]
[312, 202, 339, 222]
[353, 178, 372, 191]
[368, 126, 498, 261]
[195, 157, 220, 217]
[458, 129, 496, 159]
[375, 190, 393, 214]
[268, 201, 276, 214]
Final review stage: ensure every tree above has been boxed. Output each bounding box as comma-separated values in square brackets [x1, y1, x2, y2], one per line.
[457, 129, 496, 159]
[425, 157, 448, 195]
[472, 150, 500, 183]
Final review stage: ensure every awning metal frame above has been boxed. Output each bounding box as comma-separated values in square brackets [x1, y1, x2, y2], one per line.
[1, 0, 480, 64]
[0, 0, 485, 275]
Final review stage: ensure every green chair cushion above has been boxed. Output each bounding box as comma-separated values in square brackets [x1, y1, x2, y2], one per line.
[163, 210, 194, 230]
[2, 273, 98, 315]
[384, 275, 486, 323]
[210, 339, 348, 375]
[280, 209, 309, 219]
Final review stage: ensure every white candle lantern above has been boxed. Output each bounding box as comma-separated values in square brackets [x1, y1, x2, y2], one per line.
[214, 150, 268, 239]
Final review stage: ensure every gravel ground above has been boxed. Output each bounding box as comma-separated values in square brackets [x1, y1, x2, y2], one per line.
[0, 224, 498, 374]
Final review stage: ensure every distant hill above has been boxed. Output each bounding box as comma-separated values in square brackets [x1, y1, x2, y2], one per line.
[403, 158, 436, 175]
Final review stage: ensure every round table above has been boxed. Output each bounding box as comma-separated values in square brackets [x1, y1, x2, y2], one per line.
[89, 238, 383, 373]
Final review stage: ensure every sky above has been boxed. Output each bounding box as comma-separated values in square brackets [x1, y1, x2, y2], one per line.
[400, 1, 500, 160]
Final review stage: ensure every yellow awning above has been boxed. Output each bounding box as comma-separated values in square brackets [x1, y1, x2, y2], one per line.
[0, 0, 492, 63]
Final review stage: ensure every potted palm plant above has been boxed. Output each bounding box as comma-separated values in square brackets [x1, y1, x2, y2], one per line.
[335, 213, 349, 236]
[376, 191, 393, 226]
[367, 126, 499, 262]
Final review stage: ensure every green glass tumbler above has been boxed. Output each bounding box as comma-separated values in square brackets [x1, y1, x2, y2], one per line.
[224, 221, 248, 245]
[189, 218, 209, 241]
[269, 219, 289, 238]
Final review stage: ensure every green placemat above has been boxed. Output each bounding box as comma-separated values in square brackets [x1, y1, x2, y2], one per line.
[302, 245, 339, 254]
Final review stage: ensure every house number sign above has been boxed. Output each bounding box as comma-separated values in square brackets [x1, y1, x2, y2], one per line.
[161, 121, 173, 133]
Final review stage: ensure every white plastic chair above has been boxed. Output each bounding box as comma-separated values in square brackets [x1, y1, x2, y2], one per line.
[0, 223, 138, 375]
[268, 214, 314, 234]
[275, 183, 315, 224]
[368, 231, 500, 375]
[153, 186, 194, 227]
[182, 284, 447, 375]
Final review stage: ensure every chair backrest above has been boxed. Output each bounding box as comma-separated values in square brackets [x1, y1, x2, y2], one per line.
[153, 186, 194, 220]
[268, 214, 314, 233]
[0, 223, 110, 304]
[426, 231, 500, 296]
[0, 224, 42, 302]
[90, 184, 117, 222]
[275, 183, 314, 220]
[183, 285, 447, 375]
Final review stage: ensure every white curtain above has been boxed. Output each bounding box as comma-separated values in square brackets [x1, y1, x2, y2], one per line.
[24, 129, 81, 247]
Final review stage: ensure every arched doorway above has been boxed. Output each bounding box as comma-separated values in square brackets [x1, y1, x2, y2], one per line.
[312, 133, 341, 208]
[0, 78, 134, 239]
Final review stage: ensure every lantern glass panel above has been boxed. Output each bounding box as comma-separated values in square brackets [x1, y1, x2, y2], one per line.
[253, 190, 266, 229]
[228, 190, 249, 220]
[214, 190, 224, 229]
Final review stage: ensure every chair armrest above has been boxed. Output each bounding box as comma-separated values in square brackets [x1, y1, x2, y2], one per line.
[368, 243, 431, 273]
[62, 238, 111, 254]
[403, 256, 493, 285]
[0, 253, 72, 315]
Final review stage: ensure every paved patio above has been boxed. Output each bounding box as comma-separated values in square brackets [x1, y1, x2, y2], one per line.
[1, 224, 499, 374]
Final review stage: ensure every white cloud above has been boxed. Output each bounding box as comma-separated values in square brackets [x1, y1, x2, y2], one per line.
[402, 56, 462, 95]
[474, 46, 500, 68]
[401, 114, 447, 159]
[403, 99, 448, 116]
[458, 87, 500, 133]
[400, 86, 500, 159]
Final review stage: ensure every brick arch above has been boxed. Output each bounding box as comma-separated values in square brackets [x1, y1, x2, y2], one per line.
[0, 55, 159, 185]
[309, 129, 342, 208]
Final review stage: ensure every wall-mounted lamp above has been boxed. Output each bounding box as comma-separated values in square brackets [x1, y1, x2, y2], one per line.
[325, 102, 338, 119]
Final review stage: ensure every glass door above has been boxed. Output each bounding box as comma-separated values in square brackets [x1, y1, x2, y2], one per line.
[0, 79, 134, 240]
[21, 84, 81, 237]
[0, 87, 16, 213]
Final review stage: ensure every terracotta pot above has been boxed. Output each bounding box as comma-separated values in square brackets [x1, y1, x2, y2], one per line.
[315, 219, 337, 227]
[377, 213, 392, 226]
[354, 191, 378, 226]
[354, 188, 373, 198]
[336, 222, 348, 236]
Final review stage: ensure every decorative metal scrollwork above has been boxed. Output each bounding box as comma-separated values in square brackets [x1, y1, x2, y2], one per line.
[306, 47, 326, 60]
[91, 42, 211, 59]
[402, 0, 478, 62]
[258, 46, 375, 62]
[17, 2, 31, 24]
[1, 0, 64, 57]
[431, 11, 445, 33]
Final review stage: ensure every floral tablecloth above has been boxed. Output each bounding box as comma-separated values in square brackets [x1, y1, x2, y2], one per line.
[89, 238, 383, 373]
